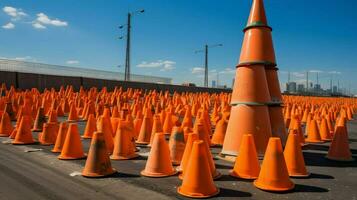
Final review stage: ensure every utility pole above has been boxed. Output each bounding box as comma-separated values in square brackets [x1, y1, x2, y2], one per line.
[306, 71, 309, 92]
[119, 9, 144, 81]
[216, 71, 219, 88]
[195, 44, 222, 87]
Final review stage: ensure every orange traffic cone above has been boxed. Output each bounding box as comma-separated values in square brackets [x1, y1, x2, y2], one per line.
[82, 131, 117, 177]
[320, 118, 332, 141]
[38, 122, 59, 145]
[136, 116, 152, 145]
[169, 126, 186, 165]
[97, 116, 114, 154]
[82, 114, 96, 139]
[58, 123, 86, 160]
[326, 125, 354, 161]
[148, 114, 162, 146]
[32, 107, 45, 132]
[111, 120, 139, 160]
[254, 137, 294, 192]
[141, 132, 177, 177]
[230, 134, 260, 179]
[0, 112, 14, 137]
[177, 140, 220, 198]
[211, 117, 228, 146]
[178, 132, 198, 172]
[51, 122, 68, 153]
[12, 116, 35, 145]
[67, 103, 79, 122]
[284, 131, 310, 177]
[305, 119, 323, 143]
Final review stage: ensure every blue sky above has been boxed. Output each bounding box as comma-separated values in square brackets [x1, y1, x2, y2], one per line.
[0, 0, 357, 92]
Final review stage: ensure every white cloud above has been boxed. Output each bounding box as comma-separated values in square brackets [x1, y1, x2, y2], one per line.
[328, 71, 341, 75]
[13, 56, 37, 62]
[191, 67, 204, 74]
[66, 60, 79, 64]
[137, 60, 176, 71]
[32, 22, 46, 29]
[33, 13, 68, 28]
[3, 6, 27, 21]
[219, 67, 235, 74]
[292, 72, 305, 78]
[2, 22, 15, 29]
[309, 70, 323, 73]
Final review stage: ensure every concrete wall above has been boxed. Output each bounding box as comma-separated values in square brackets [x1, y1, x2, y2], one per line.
[1, 71, 231, 93]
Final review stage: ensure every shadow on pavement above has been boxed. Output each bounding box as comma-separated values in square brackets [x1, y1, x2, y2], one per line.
[219, 187, 252, 197]
[303, 151, 357, 168]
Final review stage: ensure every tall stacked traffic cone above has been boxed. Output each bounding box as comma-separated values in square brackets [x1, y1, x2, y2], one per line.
[230, 134, 260, 179]
[32, 107, 45, 132]
[82, 131, 117, 177]
[178, 132, 198, 172]
[38, 122, 59, 145]
[223, 0, 284, 157]
[58, 123, 86, 160]
[177, 140, 220, 198]
[12, 116, 35, 145]
[168, 126, 185, 165]
[284, 131, 310, 177]
[82, 114, 96, 139]
[52, 122, 68, 153]
[305, 119, 323, 143]
[111, 120, 139, 160]
[0, 112, 14, 137]
[254, 137, 295, 192]
[326, 125, 354, 161]
[141, 132, 177, 177]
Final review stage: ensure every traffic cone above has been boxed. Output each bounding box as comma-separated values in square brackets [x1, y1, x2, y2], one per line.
[82, 131, 117, 177]
[305, 119, 323, 143]
[284, 131, 310, 177]
[178, 132, 198, 172]
[47, 109, 58, 123]
[148, 114, 163, 146]
[32, 107, 45, 132]
[58, 123, 86, 160]
[254, 137, 295, 192]
[51, 122, 68, 153]
[136, 116, 152, 145]
[162, 112, 174, 135]
[0, 112, 14, 137]
[82, 114, 96, 139]
[326, 125, 354, 161]
[4, 102, 16, 121]
[211, 117, 228, 146]
[177, 140, 220, 198]
[38, 122, 59, 145]
[111, 120, 139, 160]
[320, 118, 332, 141]
[67, 103, 79, 122]
[97, 116, 114, 154]
[230, 134, 260, 179]
[12, 116, 35, 145]
[290, 117, 305, 145]
[169, 126, 185, 165]
[141, 132, 177, 177]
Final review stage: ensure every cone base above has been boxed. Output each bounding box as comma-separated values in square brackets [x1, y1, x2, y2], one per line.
[290, 172, 310, 178]
[136, 141, 149, 145]
[321, 138, 332, 142]
[82, 168, 117, 178]
[0, 134, 11, 137]
[305, 139, 324, 144]
[140, 169, 177, 178]
[67, 119, 78, 123]
[51, 149, 61, 153]
[110, 154, 139, 160]
[177, 186, 220, 199]
[58, 154, 87, 160]
[254, 180, 295, 192]
[325, 155, 355, 162]
[229, 170, 258, 180]
[81, 135, 92, 139]
[39, 142, 55, 146]
[12, 141, 36, 145]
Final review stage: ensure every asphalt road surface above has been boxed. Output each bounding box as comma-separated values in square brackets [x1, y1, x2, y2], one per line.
[0, 117, 356, 200]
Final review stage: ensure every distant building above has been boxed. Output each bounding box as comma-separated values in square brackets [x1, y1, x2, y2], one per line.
[212, 80, 216, 88]
[333, 86, 338, 93]
[297, 84, 305, 92]
[286, 82, 297, 93]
